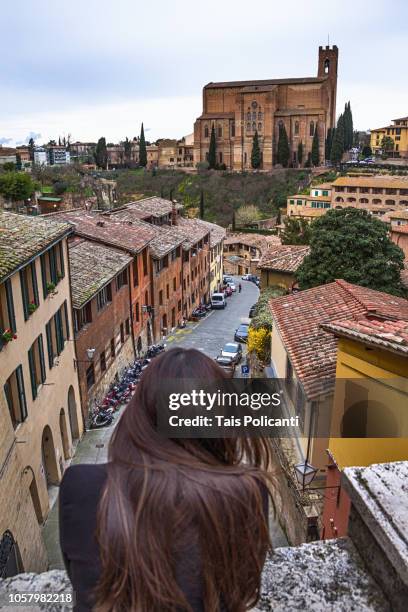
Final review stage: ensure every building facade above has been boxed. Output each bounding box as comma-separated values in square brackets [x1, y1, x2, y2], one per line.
[370, 116, 408, 159]
[0, 212, 83, 572]
[194, 46, 338, 170]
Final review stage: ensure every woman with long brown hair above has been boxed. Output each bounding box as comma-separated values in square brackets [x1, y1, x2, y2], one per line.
[59, 348, 273, 611]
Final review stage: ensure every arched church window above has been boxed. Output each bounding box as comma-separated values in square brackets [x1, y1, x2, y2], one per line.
[246, 122, 251, 132]
[258, 112, 263, 120]
[295, 121, 299, 135]
[258, 123, 262, 131]
[324, 59, 330, 74]
[247, 112, 251, 120]
[217, 125, 222, 138]
[251, 101, 258, 109]
[231, 122, 235, 137]
[252, 112, 256, 121]
[252, 122, 256, 131]
[310, 121, 315, 136]
[204, 125, 209, 138]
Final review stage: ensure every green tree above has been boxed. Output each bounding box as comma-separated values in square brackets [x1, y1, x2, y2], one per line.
[311, 126, 320, 166]
[94, 137, 108, 169]
[251, 130, 261, 169]
[297, 208, 405, 296]
[208, 124, 217, 169]
[15, 153, 22, 171]
[330, 114, 345, 164]
[0, 172, 38, 202]
[277, 123, 290, 167]
[123, 137, 132, 167]
[381, 136, 394, 158]
[280, 217, 311, 245]
[361, 145, 372, 158]
[297, 141, 303, 166]
[139, 123, 147, 167]
[325, 128, 334, 160]
[199, 190, 205, 219]
[343, 102, 354, 151]
[235, 204, 261, 227]
[2, 162, 15, 172]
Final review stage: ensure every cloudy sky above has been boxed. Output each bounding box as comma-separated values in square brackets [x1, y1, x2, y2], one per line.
[1, 0, 407, 146]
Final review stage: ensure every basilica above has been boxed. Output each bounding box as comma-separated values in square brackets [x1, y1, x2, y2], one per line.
[193, 46, 338, 170]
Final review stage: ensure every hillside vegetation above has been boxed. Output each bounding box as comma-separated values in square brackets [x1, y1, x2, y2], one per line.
[115, 168, 311, 226]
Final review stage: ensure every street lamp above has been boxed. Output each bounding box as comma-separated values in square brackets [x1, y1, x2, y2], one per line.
[294, 461, 319, 489]
[73, 348, 96, 369]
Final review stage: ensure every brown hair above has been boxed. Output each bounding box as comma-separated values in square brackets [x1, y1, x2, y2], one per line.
[95, 348, 273, 612]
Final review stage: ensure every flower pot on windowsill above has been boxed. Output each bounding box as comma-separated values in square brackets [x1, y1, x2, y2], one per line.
[28, 302, 38, 314]
[46, 282, 57, 295]
[1, 329, 17, 343]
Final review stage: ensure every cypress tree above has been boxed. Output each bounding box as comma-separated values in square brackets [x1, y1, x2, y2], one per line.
[325, 128, 333, 161]
[297, 141, 303, 166]
[277, 123, 290, 167]
[139, 123, 147, 167]
[94, 137, 108, 169]
[251, 130, 261, 169]
[311, 127, 320, 166]
[199, 190, 205, 219]
[343, 102, 354, 151]
[330, 114, 345, 164]
[208, 124, 217, 169]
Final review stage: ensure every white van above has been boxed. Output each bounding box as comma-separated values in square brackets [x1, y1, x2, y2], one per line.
[211, 293, 227, 309]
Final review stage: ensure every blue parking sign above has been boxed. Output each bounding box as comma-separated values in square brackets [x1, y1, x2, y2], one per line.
[241, 364, 250, 375]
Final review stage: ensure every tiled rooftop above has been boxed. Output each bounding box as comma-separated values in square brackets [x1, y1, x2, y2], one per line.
[49, 211, 156, 253]
[193, 219, 226, 248]
[258, 245, 310, 273]
[269, 279, 408, 399]
[289, 194, 331, 201]
[391, 224, 408, 234]
[126, 197, 183, 219]
[204, 76, 326, 89]
[0, 211, 71, 282]
[176, 217, 211, 249]
[69, 240, 132, 308]
[224, 232, 281, 252]
[388, 210, 408, 220]
[333, 175, 408, 189]
[322, 318, 408, 356]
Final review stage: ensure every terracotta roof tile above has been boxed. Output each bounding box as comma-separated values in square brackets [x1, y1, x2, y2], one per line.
[322, 318, 408, 356]
[0, 211, 71, 281]
[48, 211, 156, 253]
[224, 233, 281, 253]
[332, 176, 408, 189]
[258, 245, 310, 273]
[126, 197, 183, 219]
[269, 280, 408, 399]
[68, 240, 132, 308]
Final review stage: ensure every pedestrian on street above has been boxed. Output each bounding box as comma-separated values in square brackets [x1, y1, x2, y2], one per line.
[239, 283, 242, 293]
[59, 347, 273, 612]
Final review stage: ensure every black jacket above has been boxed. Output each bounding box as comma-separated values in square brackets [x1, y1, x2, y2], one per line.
[59, 463, 268, 611]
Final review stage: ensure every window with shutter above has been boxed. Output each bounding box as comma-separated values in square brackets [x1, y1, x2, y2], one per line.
[63, 301, 70, 340]
[20, 270, 30, 320]
[28, 346, 37, 400]
[5, 279, 16, 333]
[46, 321, 54, 368]
[38, 334, 46, 384]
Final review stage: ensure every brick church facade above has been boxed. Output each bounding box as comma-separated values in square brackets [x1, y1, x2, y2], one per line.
[193, 46, 338, 171]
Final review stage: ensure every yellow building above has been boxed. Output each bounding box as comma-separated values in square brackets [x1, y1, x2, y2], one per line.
[196, 220, 225, 294]
[0, 212, 83, 573]
[287, 183, 332, 221]
[321, 316, 408, 539]
[258, 245, 309, 291]
[370, 116, 408, 159]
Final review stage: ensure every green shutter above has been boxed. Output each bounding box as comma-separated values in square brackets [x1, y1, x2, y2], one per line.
[55, 310, 64, 354]
[63, 300, 70, 340]
[5, 279, 16, 333]
[40, 254, 47, 298]
[46, 321, 54, 368]
[38, 334, 46, 383]
[28, 345, 37, 401]
[31, 262, 39, 306]
[59, 242, 65, 279]
[49, 248, 57, 284]
[16, 365, 27, 421]
[20, 269, 29, 320]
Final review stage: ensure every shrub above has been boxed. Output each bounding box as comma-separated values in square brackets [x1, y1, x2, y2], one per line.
[247, 327, 271, 363]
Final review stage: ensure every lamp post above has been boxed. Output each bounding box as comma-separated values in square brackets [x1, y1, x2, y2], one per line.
[73, 348, 96, 370]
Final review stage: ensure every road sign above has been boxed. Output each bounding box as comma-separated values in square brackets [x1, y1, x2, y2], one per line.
[241, 364, 250, 375]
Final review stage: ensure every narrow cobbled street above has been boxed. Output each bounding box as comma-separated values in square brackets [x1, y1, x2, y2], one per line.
[43, 277, 286, 569]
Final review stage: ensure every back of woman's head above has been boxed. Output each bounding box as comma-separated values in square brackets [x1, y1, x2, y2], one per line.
[95, 348, 272, 612]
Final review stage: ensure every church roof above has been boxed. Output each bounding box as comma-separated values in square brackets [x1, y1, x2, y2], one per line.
[204, 76, 327, 89]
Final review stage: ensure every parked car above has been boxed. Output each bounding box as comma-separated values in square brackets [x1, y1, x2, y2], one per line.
[229, 282, 236, 292]
[249, 304, 257, 318]
[214, 354, 236, 376]
[234, 323, 249, 343]
[224, 286, 233, 297]
[211, 293, 227, 309]
[241, 274, 251, 280]
[218, 342, 242, 364]
[223, 275, 234, 284]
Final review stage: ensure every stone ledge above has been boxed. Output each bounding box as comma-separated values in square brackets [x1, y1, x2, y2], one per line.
[253, 538, 389, 611]
[0, 540, 389, 612]
[342, 460, 408, 590]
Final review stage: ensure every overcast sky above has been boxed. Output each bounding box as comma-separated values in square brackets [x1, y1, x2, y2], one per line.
[1, 0, 407, 146]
